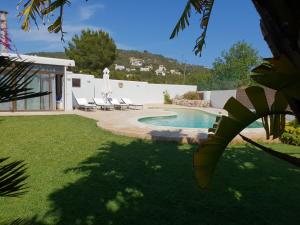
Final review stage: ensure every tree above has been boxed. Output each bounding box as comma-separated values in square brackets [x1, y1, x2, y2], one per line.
[65, 29, 116, 76]
[211, 41, 260, 90]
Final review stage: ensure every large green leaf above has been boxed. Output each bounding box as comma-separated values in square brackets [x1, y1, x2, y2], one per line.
[252, 56, 300, 101]
[194, 86, 290, 188]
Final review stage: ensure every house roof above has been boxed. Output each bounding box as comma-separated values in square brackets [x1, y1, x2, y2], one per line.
[1, 53, 75, 67]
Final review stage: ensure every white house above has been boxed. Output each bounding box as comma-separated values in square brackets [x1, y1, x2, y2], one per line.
[0, 53, 200, 111]
[155, 65, 167, 76]
[115, 64, 125, 71]
[170, 69, 182, 75]
[130, 57, 143, 67]
[140, 65, 153, 72]
[0, 53, 75, 112]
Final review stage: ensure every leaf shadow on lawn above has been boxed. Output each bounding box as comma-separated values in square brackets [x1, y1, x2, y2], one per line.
[44, 140, 300, 225]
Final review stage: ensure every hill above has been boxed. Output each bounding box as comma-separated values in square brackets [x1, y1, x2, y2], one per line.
[114, 49, 210, 75]
[27, 50, 211, 87]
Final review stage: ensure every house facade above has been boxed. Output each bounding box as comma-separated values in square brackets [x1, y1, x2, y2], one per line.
[155, 65, 167, 76]
[114, 64, 125, 71]
[0, 53, 75, 112]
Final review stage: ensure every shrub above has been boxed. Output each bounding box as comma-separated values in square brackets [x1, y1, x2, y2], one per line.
[163, 91, 172, 104]
[280, 120, 300, 146]
[183, 91, 200, 100]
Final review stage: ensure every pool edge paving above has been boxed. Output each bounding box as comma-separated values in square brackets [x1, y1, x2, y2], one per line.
[75, 104, 270, 144]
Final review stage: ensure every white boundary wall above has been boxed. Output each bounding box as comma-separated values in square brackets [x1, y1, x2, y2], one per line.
[209, 90, 237, 108]
[199, 90, 237, 109]
[66, 72, 197, 110]
[66, 72, 238, 110]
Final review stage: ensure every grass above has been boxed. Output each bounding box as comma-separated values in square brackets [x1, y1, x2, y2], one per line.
[0, 115, 299, 225]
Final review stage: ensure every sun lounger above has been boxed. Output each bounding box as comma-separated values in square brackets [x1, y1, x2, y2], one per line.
[75, 98, 97, 111]
[109, 98, 128, 110]
[93, 98, 114, 110]
[121, 98, 143, 110]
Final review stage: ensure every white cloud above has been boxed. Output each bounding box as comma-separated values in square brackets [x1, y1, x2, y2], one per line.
[116, 43, 135, 50]
[9, 23, 112, 51]
[10, 24, 111, 43]
[79, 4, 105, 21]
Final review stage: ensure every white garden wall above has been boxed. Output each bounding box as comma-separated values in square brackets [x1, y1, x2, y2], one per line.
[66, 72, 197, 109]
[66, 73, 95, 110]
[209, 90, 237, 108]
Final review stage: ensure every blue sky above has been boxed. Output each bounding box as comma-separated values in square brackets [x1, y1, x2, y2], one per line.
[1, 0, 272, 68]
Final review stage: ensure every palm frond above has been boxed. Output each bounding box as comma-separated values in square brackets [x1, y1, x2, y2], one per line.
[170, 0, 215, 56]
[194, 86, 294, 188]
[0, 158, 28, 197]
[0, 56, 50, 103]
[17, 0, 50, 31]
[18, 0, 71, 39]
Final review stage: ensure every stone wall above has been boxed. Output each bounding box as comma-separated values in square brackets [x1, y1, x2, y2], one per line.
[172, 99, 210, 107]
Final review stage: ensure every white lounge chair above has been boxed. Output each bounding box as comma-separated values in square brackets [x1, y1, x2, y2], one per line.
[109, 98, 128, 110]
[93, 98, 114, 110]
[75, 98, 97, 111]
[121, 98, 143, 110]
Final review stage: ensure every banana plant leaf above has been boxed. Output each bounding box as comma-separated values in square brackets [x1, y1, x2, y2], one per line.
[194, 86, 291, 188]
[251, 56, 300, 101]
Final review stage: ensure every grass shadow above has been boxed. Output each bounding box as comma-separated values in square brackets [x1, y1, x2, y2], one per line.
[148, 129, 207, 144]
[45, 141, 300, 225]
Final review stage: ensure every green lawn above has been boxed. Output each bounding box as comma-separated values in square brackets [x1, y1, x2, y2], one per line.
[0, 115, 299, 225]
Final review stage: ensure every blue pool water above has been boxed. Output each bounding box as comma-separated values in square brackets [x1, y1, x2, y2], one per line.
[139, 108, 262, 128]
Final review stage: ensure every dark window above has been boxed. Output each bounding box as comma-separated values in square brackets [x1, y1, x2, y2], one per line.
[72, 78, 81, 87]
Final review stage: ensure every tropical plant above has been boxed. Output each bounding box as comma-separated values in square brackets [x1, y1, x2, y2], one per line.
[280, 120, 300, 146]
[17, 0, 72, 39]
[65, 29, 116, 76]
[163, 91, 172, 104]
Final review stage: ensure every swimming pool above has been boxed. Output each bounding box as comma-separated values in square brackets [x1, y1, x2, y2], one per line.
[138, 108, 263, 129]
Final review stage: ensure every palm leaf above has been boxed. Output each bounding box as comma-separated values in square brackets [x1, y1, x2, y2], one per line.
[170, 0, 215, 56]
[18, 0, 71, 37]
[194, 86, 292, 188]
[17, 0, 50, 31]
[194, 55, 300, 188]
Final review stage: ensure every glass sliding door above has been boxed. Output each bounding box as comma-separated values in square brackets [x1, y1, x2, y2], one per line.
[26, 75, 41, 110]
[0, 73, 56, 111]
[40, 74, 50, 110]
[16, 77, 25, 110]
[0, 75, 13, 111]
[0, 63, 63, 111]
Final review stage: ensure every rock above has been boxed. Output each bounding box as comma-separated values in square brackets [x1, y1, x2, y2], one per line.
[172, 99, 210, 107]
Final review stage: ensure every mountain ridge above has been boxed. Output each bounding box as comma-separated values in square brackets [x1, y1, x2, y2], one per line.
[27, 49, 210, 74]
